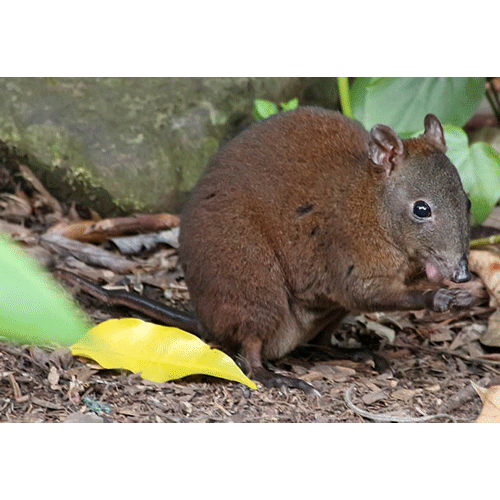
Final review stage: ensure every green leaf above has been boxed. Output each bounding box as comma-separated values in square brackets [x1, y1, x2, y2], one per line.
[351, 77, 485, 133]
[253, 99, 279, 121]
[280, 97, 299, 111]
[443, 125, 500, 224]
[0, 232, 90, 347]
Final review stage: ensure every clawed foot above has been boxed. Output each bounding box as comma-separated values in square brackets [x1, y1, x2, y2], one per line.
[432, 288, 474, 313]
[251, 366, 321, 397]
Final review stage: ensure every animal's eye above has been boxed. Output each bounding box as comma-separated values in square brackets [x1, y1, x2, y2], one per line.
[467, 198, 472, 211]
[413, 200, 432, 219]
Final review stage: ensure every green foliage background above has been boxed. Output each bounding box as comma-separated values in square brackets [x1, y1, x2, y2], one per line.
[348, 77, 500, 225]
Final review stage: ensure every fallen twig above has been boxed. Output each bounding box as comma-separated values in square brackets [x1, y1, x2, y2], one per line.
[48, 213, 180, 243]
[344, 384, 456, 423]
[40, 233, 138, 274]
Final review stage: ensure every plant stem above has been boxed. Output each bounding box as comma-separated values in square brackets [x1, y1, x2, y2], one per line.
[338, 77, 354, 118]
[485, 78, 500, 125]
[470, 234, 500, 248]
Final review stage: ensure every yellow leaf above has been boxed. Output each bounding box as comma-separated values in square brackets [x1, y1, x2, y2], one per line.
[71, 318, 257, 389]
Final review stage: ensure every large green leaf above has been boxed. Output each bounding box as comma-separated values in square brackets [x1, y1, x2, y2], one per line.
[443, 125, 500, 225]
[0, 232, 90, 347]
[351, 77, 485, 133]
[348, 77, 498, 224]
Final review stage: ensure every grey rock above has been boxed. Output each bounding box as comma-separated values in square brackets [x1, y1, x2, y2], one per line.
[0, 77, 338, 214]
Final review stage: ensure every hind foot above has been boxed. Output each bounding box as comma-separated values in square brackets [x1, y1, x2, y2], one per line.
[252, 366, 321, 397]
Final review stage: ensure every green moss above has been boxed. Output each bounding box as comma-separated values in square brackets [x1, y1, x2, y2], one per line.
[0, 117, 21, 143]
[20, 124, 99, 176]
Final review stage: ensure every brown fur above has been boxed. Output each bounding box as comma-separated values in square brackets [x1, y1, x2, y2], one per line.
[179, 107, 472, 389]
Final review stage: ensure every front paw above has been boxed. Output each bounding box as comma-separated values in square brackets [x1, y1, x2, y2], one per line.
[432, 288, 474, 312]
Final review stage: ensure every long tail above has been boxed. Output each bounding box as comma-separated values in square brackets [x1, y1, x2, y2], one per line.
[54, 269, 202, 335]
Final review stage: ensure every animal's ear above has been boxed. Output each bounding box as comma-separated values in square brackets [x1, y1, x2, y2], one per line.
[422, 114, 446, 152]
[368, 124, 404, 175]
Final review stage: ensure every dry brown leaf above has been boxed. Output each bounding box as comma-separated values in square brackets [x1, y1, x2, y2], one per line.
[47, 366, 60, 389]
[472, 383, 500, 423]
[18, 163, 63, 217]
[111, 227, 180, 254]
[469, 250, 500, 307]
[0, 220, 32, 239]
[0, 192, 32, 219]
[480, 309, 500, 347]
[48, 219, 103, 241]
[468, 250, 500, 347]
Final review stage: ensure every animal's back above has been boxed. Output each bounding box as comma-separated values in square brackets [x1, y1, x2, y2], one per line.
[195, 107, 368, 206]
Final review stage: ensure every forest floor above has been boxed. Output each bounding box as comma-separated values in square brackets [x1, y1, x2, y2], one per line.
[0, 145, 499, 423]
[1, 301, 495, 423]
[1, 293, 497, 422]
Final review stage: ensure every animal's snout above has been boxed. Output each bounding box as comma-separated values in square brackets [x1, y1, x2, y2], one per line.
[450, 255, 471, 283]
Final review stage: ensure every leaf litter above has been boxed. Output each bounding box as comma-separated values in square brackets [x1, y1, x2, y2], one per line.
[0, 144, 500, 422]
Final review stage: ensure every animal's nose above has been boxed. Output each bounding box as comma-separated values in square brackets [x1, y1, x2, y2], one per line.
[451, 255, 471, 283]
